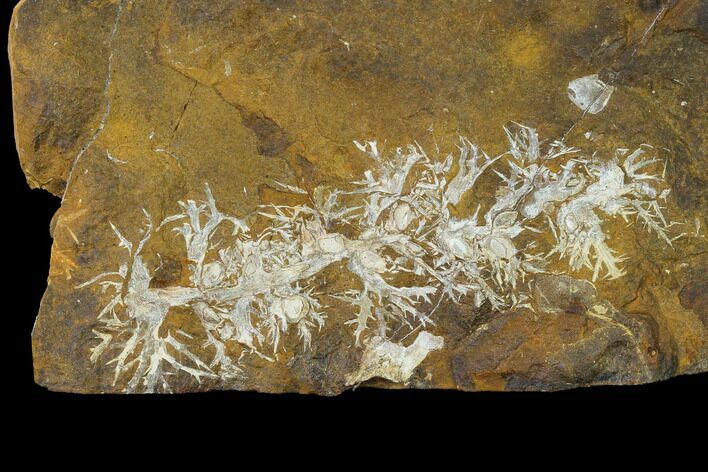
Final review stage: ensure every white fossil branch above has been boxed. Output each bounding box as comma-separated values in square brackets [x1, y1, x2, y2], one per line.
[445, 138, 504, 206]
[80, 127, 675, 391]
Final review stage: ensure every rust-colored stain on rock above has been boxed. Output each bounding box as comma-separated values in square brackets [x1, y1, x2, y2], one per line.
[9, 0, 706, 393]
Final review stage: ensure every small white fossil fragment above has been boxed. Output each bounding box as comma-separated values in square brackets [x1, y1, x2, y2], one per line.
[358, 250, 388, 273]
[242, 258, 258, 277]
[106, 150, 127, 164]
[567, 74, 615, 114]
[485, 235, 516, 259]
[271, 295, 309, 323]
[201, 261, 224, 288]
[318, 234, 346, 253]
[441, 232, 475, 260]
[388, 202, 414, 231]
[346, 331, 444, 385]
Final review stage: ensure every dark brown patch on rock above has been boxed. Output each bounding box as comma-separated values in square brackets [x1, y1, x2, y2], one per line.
[241, 112, 293, 157]
[680, 281, 708, 326]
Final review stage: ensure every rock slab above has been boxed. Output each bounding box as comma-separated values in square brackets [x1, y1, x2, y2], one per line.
[10, 0, 707, 393]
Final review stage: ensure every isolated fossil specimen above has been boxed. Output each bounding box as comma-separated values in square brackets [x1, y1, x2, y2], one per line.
[79, 125, 674, 392]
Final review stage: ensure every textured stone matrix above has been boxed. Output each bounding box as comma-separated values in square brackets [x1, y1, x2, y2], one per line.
[9, 0, 706, 393]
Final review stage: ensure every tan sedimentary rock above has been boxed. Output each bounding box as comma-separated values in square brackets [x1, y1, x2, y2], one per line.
[10, 0, 706, 393]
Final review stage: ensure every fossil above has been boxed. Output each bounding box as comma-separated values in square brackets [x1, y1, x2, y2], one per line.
[79, 126, 676, 392]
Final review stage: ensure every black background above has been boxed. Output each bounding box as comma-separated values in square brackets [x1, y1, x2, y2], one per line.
[2, 1, 705, 433]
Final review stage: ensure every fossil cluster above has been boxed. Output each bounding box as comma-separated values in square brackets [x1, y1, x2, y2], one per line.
[82, 126, 675, 392]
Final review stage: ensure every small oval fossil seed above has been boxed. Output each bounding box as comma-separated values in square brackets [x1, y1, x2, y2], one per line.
[242, 258, 258, 277]
[201, 262, 225, 288]
[492, 210, 517, 229]
[564, 214, 579, 232]
[443, 234, 475, 260]
[391, 202, 414, 231]
[486, 236, 515, 259]
[276, 296, 309, 323]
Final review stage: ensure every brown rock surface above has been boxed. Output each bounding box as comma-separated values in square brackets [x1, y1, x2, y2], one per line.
[10, 0, 707, 393]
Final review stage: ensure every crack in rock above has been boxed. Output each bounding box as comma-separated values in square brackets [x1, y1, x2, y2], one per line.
[62, 0, 127, 201]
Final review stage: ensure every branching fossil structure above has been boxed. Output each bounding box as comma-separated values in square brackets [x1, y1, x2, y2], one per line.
[80, 125, 675, 392]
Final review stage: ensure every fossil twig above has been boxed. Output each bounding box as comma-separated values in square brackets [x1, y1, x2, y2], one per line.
[80, 125, 673, 392]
